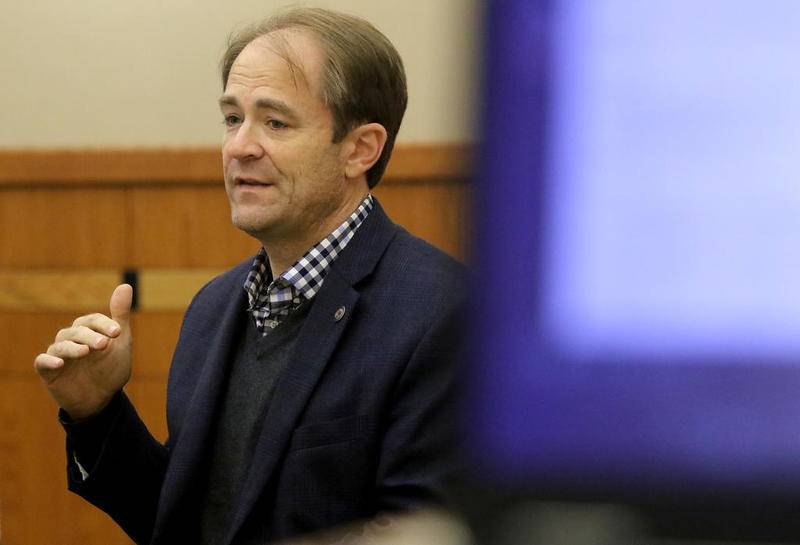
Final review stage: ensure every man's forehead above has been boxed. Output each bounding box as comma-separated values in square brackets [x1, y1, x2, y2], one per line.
[230, 29, 324, 93]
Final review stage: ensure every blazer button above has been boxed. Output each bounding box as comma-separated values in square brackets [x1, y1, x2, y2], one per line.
[334, 306, 346, 321]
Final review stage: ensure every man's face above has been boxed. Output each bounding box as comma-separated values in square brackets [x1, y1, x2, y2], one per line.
[220, 30, 351, 247]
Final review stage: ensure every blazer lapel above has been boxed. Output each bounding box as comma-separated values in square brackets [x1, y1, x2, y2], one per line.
[152, 281, 248, 542]
[225, 200, 399, 543]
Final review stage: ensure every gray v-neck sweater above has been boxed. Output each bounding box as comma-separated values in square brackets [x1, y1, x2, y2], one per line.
[200, 301, 312, 544]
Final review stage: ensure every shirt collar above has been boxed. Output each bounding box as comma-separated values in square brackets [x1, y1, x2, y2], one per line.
[244, 194, 373, 315]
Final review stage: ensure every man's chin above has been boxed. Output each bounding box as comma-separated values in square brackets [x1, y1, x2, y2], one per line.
[231, 213, 277, 241]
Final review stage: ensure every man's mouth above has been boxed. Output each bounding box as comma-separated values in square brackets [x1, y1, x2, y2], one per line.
[236, 177, 273, 187]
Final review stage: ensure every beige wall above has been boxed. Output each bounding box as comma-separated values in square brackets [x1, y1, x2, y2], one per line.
[0, 0, 479, 148]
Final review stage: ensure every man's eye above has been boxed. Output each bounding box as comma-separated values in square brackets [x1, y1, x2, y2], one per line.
[223, 115, 241, 127]
[267, 119, 287, 130]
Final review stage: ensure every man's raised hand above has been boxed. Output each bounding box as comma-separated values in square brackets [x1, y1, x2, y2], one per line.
[34, 284, 134, 420]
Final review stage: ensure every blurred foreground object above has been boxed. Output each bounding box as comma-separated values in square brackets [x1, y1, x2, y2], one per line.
[278, 510, 473, 545]
[469, 0, 800, 543]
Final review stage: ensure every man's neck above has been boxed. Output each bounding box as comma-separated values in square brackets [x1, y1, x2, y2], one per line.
[264, 242, 311, 279]
[262, 191, 369, 276]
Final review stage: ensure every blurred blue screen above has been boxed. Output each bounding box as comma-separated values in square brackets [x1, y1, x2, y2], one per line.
[472, 0, 800, 499]
[543, 0, 800, 361]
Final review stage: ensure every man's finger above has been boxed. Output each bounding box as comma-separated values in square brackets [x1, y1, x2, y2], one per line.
[109, 284, 133, 328]
[47, 340, 91, 360]
[55, 326, 111, 349]
[72, 313, 121, 337]
[34, 353, 64, 373]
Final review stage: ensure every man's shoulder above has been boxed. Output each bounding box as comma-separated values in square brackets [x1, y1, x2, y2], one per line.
[331, 199, 467, 299]
[381, 228, 466, 290]
[357, 227, 467, 325]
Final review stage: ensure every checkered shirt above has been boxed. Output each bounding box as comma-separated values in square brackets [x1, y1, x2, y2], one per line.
[244, 194, 373, 334]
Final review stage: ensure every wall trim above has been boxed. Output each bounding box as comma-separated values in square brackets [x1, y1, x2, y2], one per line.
[0, 143, 471, 186]
[0, 268, 224, 312]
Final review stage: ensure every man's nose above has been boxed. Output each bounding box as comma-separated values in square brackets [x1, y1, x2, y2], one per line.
[225, 122, 264, 161]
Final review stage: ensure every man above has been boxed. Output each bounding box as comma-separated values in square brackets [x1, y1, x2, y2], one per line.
[33, 7, 465, 545]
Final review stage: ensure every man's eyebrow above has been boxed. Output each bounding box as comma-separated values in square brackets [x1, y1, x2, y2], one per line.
[218, 95, 295, 117]
[218, 95, 240, 109]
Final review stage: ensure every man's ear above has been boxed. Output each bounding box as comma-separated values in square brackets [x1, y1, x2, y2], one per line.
[343, 123, 388, 180]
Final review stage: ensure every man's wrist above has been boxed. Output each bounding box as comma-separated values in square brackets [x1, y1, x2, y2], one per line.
[60, 394, 117, 422]
[60, 391, 124, 476]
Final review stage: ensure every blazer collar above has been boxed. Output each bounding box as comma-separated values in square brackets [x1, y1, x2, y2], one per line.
[325, 198, 399, 286]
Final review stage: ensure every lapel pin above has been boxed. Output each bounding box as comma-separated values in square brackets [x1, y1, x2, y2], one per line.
[334, 306, 346, 322]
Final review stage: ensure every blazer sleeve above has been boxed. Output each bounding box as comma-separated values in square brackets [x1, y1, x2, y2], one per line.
[373, 297, 465, 512]
[65, 391, 169, 545]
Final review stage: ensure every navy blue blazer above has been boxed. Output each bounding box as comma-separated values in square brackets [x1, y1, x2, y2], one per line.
[66, 201, 466, 544]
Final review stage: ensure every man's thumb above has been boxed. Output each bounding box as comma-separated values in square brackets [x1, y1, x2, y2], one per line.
[109, 283, 133, 327]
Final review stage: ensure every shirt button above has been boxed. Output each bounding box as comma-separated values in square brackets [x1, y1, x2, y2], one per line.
[334, 306, 346, 321]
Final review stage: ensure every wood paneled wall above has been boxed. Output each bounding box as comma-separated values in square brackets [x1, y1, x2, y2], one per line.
[0, 144, 470, 545]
